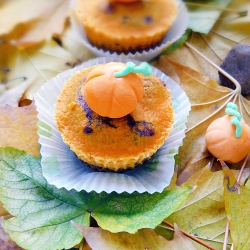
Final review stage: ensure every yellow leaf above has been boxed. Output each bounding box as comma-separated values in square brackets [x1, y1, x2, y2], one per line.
[0, 37, 78, 100]
[0, 0, 70, 48]
[223, 166, 250, 250]
[156, 55, 250, 183]
[57, 20, 95, 62]
[0, 101, 40, 157]
[73, 222, 197, 250]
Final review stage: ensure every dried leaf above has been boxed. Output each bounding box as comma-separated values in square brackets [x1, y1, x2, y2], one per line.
[166, 165, 250, 249]
[185, 0, 233, 34]
[156, 56, 250, 183]
[73, 222, 196, 250]
[56, 20, 95, 62]
[0, 77, 34, 107]
[0, 216, 23, 250]
[0, 0, 70, 48]
[0, 37, 78, 100]
[0, 102, 40, 157]
[223, 166, 250, 250]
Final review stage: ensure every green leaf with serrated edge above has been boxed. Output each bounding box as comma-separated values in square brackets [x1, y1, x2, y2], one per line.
[0, 147, 191, 249]
[0, 147, 89, 250]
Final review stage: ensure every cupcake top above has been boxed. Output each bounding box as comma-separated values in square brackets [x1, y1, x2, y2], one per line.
[83, 62, 152, 118]
[54, 61, 174, 171]
[76, 0, 178, 39]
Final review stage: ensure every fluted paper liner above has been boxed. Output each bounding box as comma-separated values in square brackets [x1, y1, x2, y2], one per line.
[34, 57, 190, 194]
[70, 0, 189, 61]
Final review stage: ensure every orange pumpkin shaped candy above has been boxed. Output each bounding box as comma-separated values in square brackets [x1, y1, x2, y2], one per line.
[205, 103, 250, 163]
[82, 62, 150, 118]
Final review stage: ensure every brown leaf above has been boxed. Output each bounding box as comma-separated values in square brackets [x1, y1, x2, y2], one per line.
[156, 55, 250, 184]
[0, 101, 40, 157]
[72, 222, 197, 250]
[0, 216, 23, 250]
[0, 0, 70, 48]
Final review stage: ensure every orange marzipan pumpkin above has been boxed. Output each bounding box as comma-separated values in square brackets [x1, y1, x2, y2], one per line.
[205, 115, 250, 163]
[82, 63, 144, 118]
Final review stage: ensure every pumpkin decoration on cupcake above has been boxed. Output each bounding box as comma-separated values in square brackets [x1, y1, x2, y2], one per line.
[83, 62, 151, 118]
[205, 102, 250, 163]
[54, 61, 174, 171]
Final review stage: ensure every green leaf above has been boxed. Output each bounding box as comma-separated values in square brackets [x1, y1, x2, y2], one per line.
[0, 147, 191, 250]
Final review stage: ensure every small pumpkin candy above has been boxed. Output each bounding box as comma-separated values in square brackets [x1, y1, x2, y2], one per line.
[82, 62, 144, 118]
[205, 103, 250, 163]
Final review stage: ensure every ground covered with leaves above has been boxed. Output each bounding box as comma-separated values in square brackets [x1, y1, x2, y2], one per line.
[0, 0, 250, 249]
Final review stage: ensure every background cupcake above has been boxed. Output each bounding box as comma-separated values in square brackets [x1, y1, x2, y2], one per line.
[70, 0, 189, 61]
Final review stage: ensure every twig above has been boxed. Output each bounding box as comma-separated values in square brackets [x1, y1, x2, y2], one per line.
[185, 2, 248, 16]
[162, 220, 218, 250]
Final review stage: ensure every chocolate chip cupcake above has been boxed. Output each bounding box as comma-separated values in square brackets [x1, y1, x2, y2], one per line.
[74, 0, 178, 54]
[54, 62, 174, 171]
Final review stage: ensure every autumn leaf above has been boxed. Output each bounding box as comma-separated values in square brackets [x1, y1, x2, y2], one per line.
[55, 19, 95, 62]
[0, 216, 23, 250]
[0, 102, 40, 157]
[0, 147, 191, 250]
[156, 54, 250, 184]
[184, 0, 233, 34]
[223, 165, 250, 250]
[0, 37, 78, 101]
[73, 222, 197, 250]
[0, 0, 70, 48]
[163, 165, 250, 250]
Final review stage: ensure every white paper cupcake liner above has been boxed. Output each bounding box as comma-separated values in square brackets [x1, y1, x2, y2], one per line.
[34, 57, 190, 194]
[69, 0, 189, 61]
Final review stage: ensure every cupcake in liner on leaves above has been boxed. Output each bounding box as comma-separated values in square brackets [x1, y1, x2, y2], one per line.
[35, 57, 190, 193]
[70, 0, 189, 61]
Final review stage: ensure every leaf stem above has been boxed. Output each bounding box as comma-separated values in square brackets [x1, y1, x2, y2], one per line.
[1, 76, 27, 84]
[222, 221, 230, 250]
[185, 2, 248, 16]
[185, 42, 242, 95]
[162, 220, 218, 250]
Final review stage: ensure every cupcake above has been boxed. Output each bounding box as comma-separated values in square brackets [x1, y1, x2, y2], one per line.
[74, 0, 178, 54]
[54, 62, 174, 171]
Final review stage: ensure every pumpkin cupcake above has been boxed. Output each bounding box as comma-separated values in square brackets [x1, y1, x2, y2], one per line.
[54, 62, 174, 171]
[74, 0, 178, 54]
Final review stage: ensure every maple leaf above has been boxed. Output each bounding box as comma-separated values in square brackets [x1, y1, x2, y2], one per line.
[73, 222, 197, 250]
[0, 102, 40, 157]
[0, 0, 70, 49]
